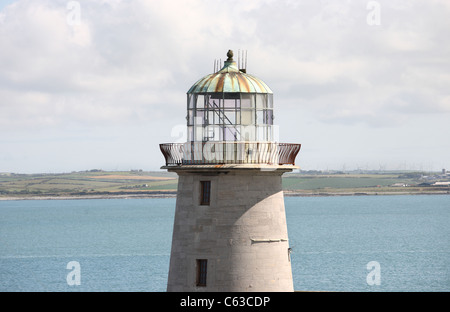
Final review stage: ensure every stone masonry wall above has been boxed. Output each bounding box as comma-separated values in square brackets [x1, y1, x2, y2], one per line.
[166, 169, 294, 292]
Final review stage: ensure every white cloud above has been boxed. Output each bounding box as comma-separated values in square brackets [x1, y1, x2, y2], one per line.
[0, 0, 449, 172]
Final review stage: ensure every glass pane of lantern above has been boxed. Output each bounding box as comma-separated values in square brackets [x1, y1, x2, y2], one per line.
[255, 94, 266, 109]
[208, 125, 220, 141]
[234, 125, 241, 141]
[256, 110, 263, 125]
[240, 94, 254, 108]
[268, 94, 273, 108]
[195, 112, 205, 125]
[208, 111, 215, 125]
[224, 110, 236, 124]
[224, 126, 238, 141]
[207, 93, 222, 108]
[241, 125, 256, 141]
[208, 97, 220, 109]
[241, 109, 254, 125]
[264, 109, 273, 125]
[188, 110, 193, 125]
[206, 96, 213, 109]
[194, 116, 204, 127]
[188, 94, 195, 109]
[256, 125, 267, 141]
[195, 126, 203, 141]
[224, 99, 235, 108]
[204, 125, 217, 141]
[196, 95, 205, 109]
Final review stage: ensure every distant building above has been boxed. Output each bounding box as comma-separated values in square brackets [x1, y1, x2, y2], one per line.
[391, 183, 408, 187]
[433, 182, 450, 186]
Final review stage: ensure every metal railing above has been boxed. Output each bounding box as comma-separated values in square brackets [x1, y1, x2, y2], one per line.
[160, 142, 301, 166]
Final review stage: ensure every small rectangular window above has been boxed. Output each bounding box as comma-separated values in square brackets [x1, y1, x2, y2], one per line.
[200, 181, 211, 205]
[196, 259, 207, 287]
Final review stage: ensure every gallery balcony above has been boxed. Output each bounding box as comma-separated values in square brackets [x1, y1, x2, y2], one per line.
[160, 142, 301, 167]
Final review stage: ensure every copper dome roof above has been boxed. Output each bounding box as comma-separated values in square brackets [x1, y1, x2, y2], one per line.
[187, 50, 273, 94]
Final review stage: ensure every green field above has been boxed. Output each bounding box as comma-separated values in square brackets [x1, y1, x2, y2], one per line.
[282, 172, 449, 195]
[282, 174, 400, 190]
[0, 170, 448, 199]
[0, 170, 178, 198]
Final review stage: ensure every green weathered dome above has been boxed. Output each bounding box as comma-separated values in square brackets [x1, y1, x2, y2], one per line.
[187, 51, 272, 94]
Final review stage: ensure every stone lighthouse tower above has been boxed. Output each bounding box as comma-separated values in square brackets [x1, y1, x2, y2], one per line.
[160, 50, 301, 292]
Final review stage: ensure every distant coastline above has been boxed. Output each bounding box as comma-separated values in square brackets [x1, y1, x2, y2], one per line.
[1, 170, 449, 201]
[0, 194, 175, 201]
[284, 190, 450, 197]
[1, 190, 449, 201]
[0, 191, 178, 201]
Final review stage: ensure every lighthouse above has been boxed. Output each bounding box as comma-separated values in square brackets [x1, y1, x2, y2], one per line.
[160, 50, 301, 292]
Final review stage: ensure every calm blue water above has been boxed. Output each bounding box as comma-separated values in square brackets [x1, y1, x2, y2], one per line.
[0, 195, 449, 292]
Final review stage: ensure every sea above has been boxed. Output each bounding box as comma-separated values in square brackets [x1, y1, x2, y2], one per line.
[0, 195, 449, 292]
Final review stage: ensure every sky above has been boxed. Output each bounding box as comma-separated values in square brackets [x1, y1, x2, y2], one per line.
[0, 0, 449, 173]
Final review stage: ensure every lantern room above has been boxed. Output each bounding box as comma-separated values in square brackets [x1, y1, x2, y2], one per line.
[160, 50, 300, 167]
[186, 50, 274, 142]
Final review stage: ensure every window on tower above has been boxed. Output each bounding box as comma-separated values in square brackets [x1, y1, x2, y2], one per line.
[196, 259, 208, 287]
[200, 181, 211, 205]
